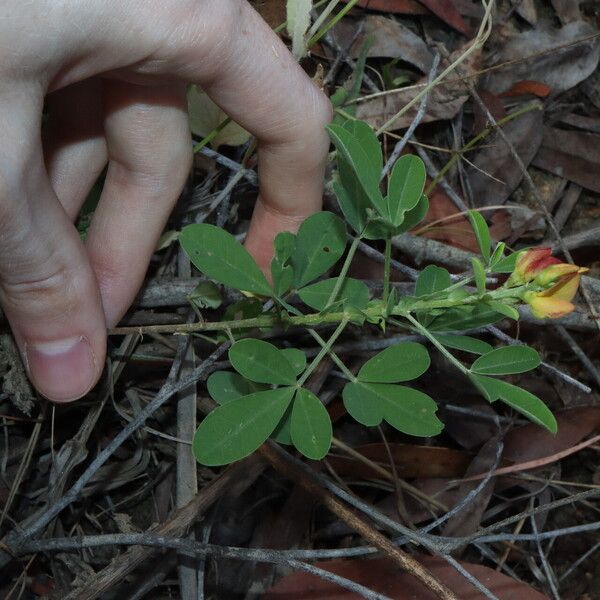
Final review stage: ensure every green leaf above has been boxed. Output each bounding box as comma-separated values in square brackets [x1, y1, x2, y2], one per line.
[433, 334, 493, 355]
[280, 348, 307, 377]
[193, 387, 295, 466]
[298, 277, 369, 312]
[386, 155, 427, 226]
[229, 339, 297, 385]
[332, 177, 369, 238]
[341, 119, 383, 181]
[468, 373, 501, 402]
[180, 224, 271, 296]
[494, 379, 557, 433]
[343, 382, 384, 426]
[489, 242, 506, 267]
[344, 382, 443, 437]
[471, 257, 487, 295]
[491, 251, 521, 274]
[290, 388, 332, 460]
[271, 232, 296, 296]
[396, 194, 429, 234]
[467, 210, 491, 263]
[291, 212, 346, 287]
[471, 346, 541, 376]
[415, 265, 452, 297]
[428, 304, 505, 331]
[469, 375, 557, 433]
[327, 123, 384, 215]
[188, 281, 222, 310]
[207, 371, 266, 404]
[271, 404, 294, 445]
[217, 297, 263, 341]
[487, 301, 520, 321]
[357, 342, 430, 383]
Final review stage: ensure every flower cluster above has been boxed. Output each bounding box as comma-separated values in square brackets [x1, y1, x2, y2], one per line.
[508, 248, 587, 319]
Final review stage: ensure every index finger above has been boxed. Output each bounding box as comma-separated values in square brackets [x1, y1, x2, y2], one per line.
[168, 0, 332, 266]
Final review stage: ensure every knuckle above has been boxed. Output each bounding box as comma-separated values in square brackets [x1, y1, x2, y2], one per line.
[0, 258, 83, 321]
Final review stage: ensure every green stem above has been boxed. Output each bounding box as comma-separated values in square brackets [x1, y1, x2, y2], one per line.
[398, 313, 470, 376]
[383, 236, 392, 305]
[192, 117, 232, 153]
[298, 318, 349, 387]
[307, 0, 360, 47]
[326, 234, 362, 308]
[110, 285, 526, 337]
[277, 297, 356, 382]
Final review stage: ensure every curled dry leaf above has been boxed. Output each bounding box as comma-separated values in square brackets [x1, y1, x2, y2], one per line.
[356, 44, 480, 130]
[484, 21, 600, 95]
[441, 436, 501, 540]
[331, 15, 434, 72]
[263, 555, 550, 599]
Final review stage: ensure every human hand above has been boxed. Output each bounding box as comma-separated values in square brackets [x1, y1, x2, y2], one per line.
[0, 0, 332, 403]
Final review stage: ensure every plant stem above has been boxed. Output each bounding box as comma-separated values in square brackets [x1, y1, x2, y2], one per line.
[398, 313, 470, 376]
[326, 234, 362, 307]
[298, 318, 349, 387]
[109, 285, 526, 337]
[192, 117, 232, 153]
[307, 0, 360, 47]
[383, 237, 392, 305]
[277, 296, 356, 382]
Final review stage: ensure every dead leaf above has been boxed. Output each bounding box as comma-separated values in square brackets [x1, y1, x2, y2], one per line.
[484, 21, 600, 95]
[441, 397, 501, 450]
[511, 0, 537, 25]
[341, 0, 484, 19]
[417, 0, 472, 36]
[252, 0, 287, 28]
[500, 80, 552, 98]
[356, 45, 480, 130]
[328, 443, 473, 479]
[419, 188, 480, 253]
[442, 436, 501, 541]
[332, 15, 434, 72]
[263, 555, 550, 599]
[187, 86, 251, 149]
[465, 102, 544, 206]
[340, 0, 429, 15]
[551, 0, 583, 24]
[472, 89, 506, 135]
[532, 126, 600, 194]
[503, 406, 600, 465]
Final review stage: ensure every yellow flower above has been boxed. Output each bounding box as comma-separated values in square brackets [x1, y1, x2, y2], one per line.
[524, 268, 587, 319]
[508, 248, 559, 285]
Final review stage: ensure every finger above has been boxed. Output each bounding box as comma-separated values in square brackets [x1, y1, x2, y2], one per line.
[42, 79, 108, 220]
[85, 81, 191, 326]
[0, 91, 107, 402]
[165, 1, 332, 267]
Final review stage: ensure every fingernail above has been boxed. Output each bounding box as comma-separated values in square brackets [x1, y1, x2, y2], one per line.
[25, 336, 97, 402]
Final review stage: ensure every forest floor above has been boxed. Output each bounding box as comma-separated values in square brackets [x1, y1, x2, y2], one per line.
[1, 0, 600, 598]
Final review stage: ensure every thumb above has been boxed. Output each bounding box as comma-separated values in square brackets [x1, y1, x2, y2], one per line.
[0, 104, 107, 402]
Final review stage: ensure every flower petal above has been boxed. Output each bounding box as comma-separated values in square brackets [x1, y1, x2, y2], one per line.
[528, 296, 575, 319]
[541, 273, 581, 302]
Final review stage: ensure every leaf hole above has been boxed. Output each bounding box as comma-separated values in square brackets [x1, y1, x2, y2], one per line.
[323, 246, 331, 253]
